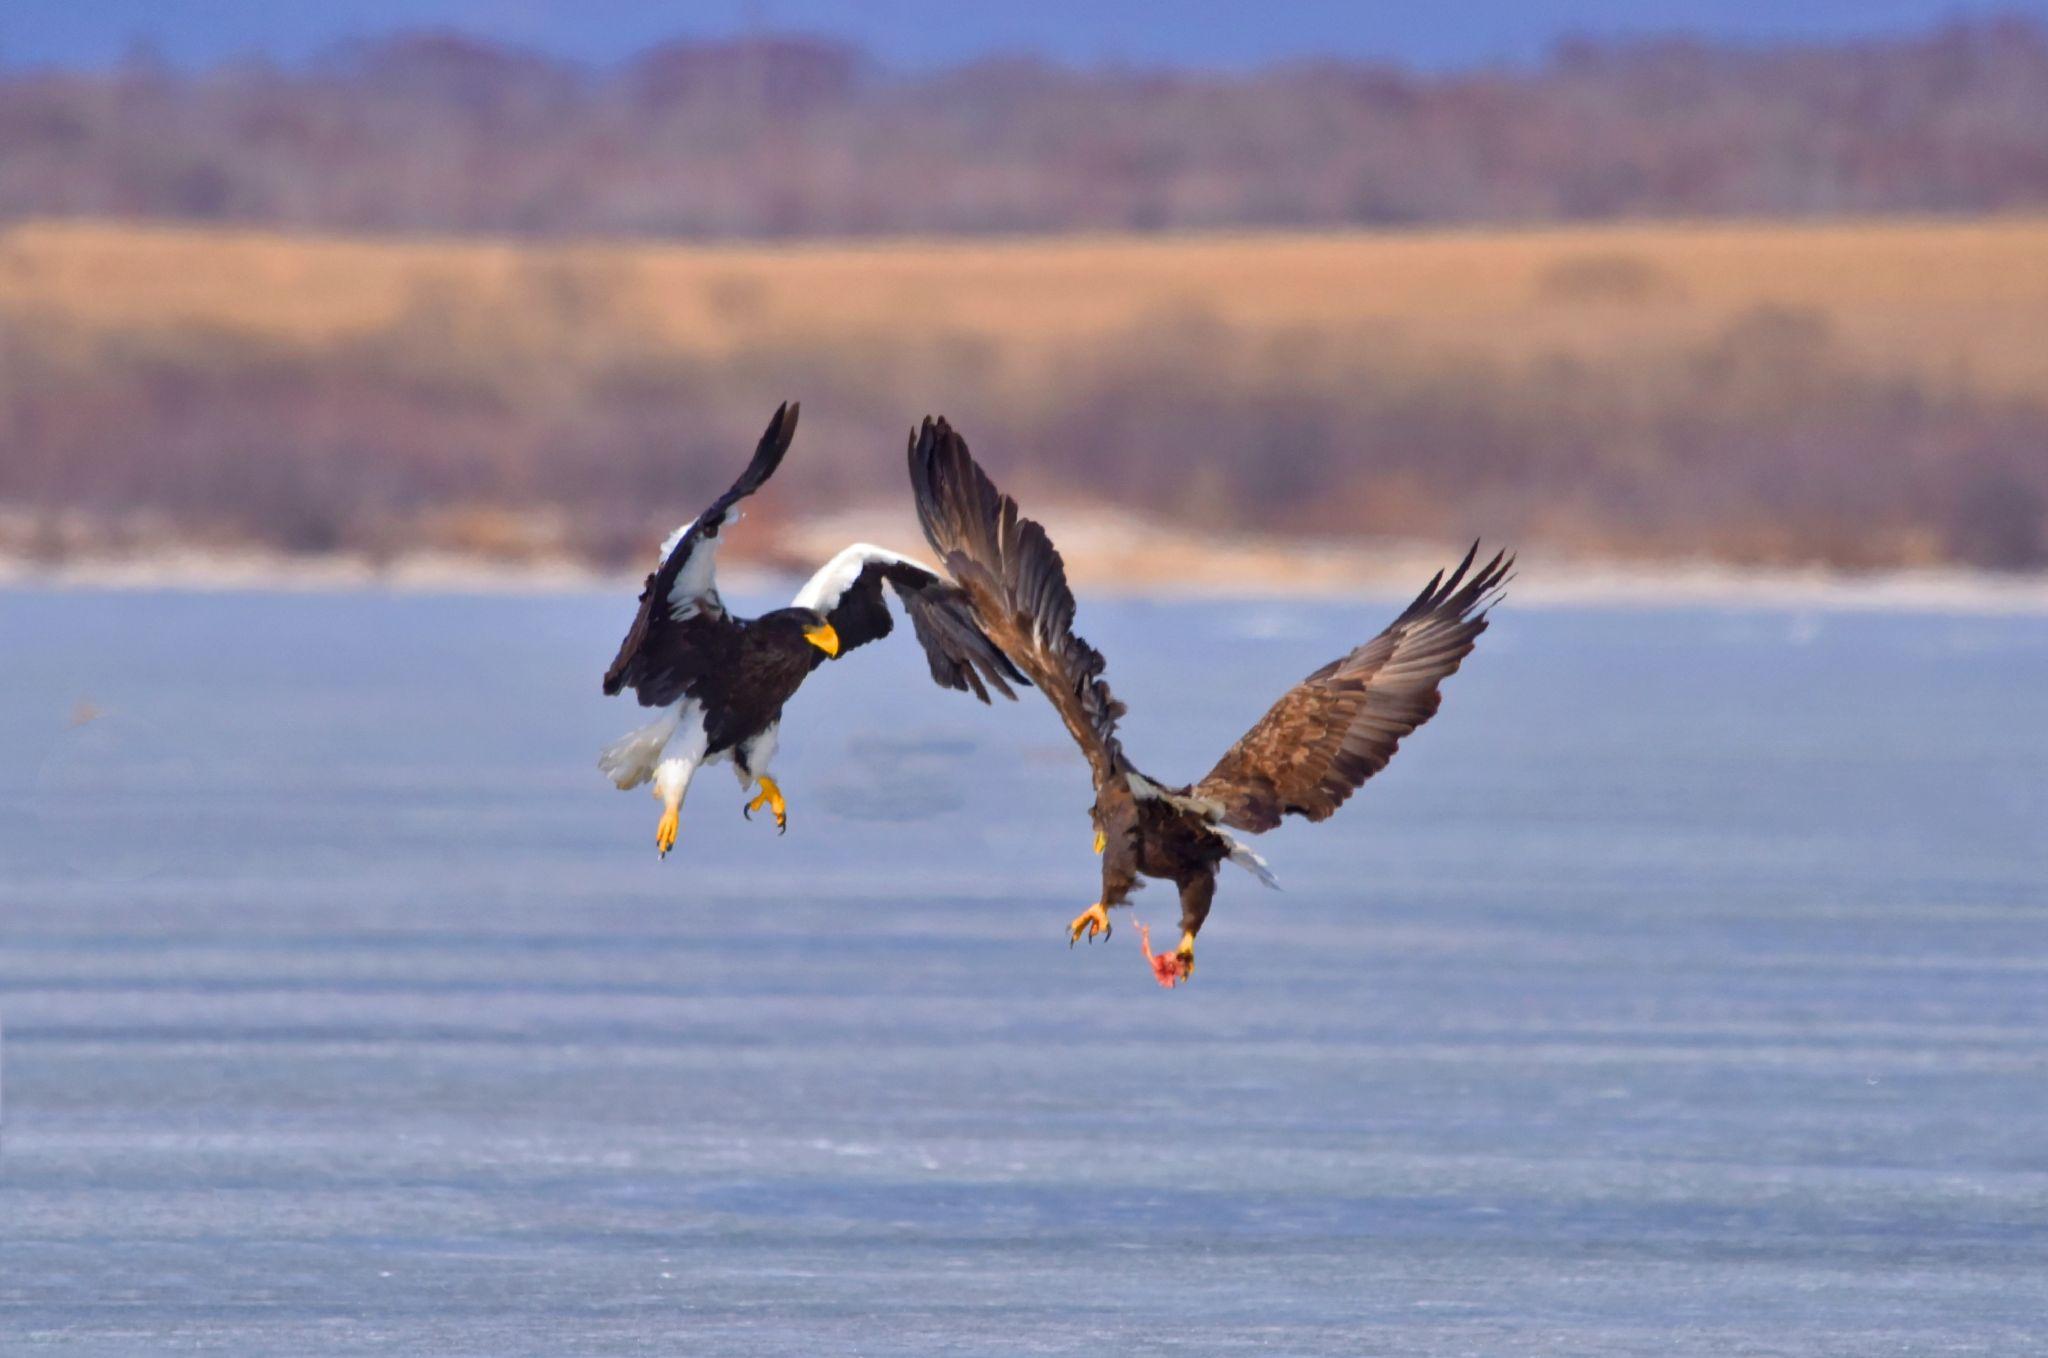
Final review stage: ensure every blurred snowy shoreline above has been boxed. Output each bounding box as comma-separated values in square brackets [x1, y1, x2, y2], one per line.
[7, 544, 2047, 615]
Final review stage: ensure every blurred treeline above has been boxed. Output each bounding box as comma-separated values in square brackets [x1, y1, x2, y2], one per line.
[2, 19, 2047, 237]
[3, 226, 2043, 571]
[2, 18, 2046, 573]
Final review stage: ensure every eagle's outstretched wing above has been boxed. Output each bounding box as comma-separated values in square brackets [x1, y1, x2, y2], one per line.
[792, 543, 1029, 703]
[1192, 544, 1512, 834]
[603, 401, 799, 706]
[908, 417, 1126, 786]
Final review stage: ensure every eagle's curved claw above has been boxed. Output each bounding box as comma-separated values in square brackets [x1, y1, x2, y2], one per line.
[744, 776, 788, 834]
[1068, 902, 1111, 947]
[655, 806, 680, 858]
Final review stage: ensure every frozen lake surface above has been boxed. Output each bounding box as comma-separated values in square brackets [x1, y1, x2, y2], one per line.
[1, 588, 2044, 1355]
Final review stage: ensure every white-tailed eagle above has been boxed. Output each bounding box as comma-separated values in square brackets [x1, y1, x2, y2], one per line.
[907, 416, 1510, 985]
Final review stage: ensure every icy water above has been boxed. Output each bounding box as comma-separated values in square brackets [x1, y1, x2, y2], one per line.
[1, 588, 2044, 1356]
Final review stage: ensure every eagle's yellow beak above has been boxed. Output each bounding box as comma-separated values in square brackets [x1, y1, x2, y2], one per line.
[1093, 829, 1106, 854]
[804, 621, 841, 658]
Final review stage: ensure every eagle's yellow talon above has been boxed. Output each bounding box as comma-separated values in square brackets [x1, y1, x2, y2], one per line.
[1176, 931, 1196, 980]
[745, 775, 788, 834]
[655, 806, 680, 857]
[1068, 902, 1111, 946]
[1093, 829, 1106, 854]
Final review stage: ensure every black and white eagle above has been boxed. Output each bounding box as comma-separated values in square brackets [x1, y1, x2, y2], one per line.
[908, 416, 1510, 985]
[601, 403, 1025, 855]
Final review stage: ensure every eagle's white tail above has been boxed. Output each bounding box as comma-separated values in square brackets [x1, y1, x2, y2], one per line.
[599, 709, 682, 790]
[1216, 827, 1280, 890]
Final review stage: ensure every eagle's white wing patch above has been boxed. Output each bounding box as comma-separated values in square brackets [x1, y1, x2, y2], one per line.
[791, 543, 936, 611]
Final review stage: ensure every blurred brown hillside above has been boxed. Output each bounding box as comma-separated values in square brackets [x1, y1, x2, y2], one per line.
[2, 218, 2044, 573]
[2, 19, 2047, 237]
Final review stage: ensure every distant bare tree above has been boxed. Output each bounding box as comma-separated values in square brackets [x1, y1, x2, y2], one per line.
[1, 21, 2045, 237]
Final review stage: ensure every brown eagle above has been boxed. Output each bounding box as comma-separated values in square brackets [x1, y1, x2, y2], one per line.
[908, 417, 1511, 986]
[601, 403, 1024, 855]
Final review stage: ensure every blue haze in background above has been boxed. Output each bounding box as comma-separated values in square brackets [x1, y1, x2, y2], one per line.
[8, 0, 2048, 71]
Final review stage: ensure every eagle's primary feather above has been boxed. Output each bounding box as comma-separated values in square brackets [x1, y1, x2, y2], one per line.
[1192, 542, 1511, 833]
[909, 418, 1126, 785]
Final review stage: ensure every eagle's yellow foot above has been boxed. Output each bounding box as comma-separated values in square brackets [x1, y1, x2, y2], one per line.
[1093, 829, 1106, 854]
[743, 775, 788, 835]
[655, 806, 680, 858]
[1069, 902, 1112, 946]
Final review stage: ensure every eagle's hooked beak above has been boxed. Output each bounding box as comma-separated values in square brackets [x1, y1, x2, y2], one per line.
[804, 621, 841, 658]
[1093, 829, 1106, 854]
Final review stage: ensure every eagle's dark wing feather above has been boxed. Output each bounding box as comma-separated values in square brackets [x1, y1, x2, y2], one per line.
[895, 574, 1032, 703]
[1193, 544, 1512, 833]
[603, 402, 799, 705]
[803, 552, 1029, 703]
[908, 417, 1126, 785]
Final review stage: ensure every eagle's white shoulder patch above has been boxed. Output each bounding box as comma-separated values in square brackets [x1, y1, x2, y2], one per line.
[655, 517, 696, 565]
[659, 516, 726, 621]
[791, 543, 935, 611]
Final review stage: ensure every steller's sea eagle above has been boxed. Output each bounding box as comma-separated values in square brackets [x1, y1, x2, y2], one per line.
[908, 416, 1511, 986]
[602, 403, 1025, 855]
